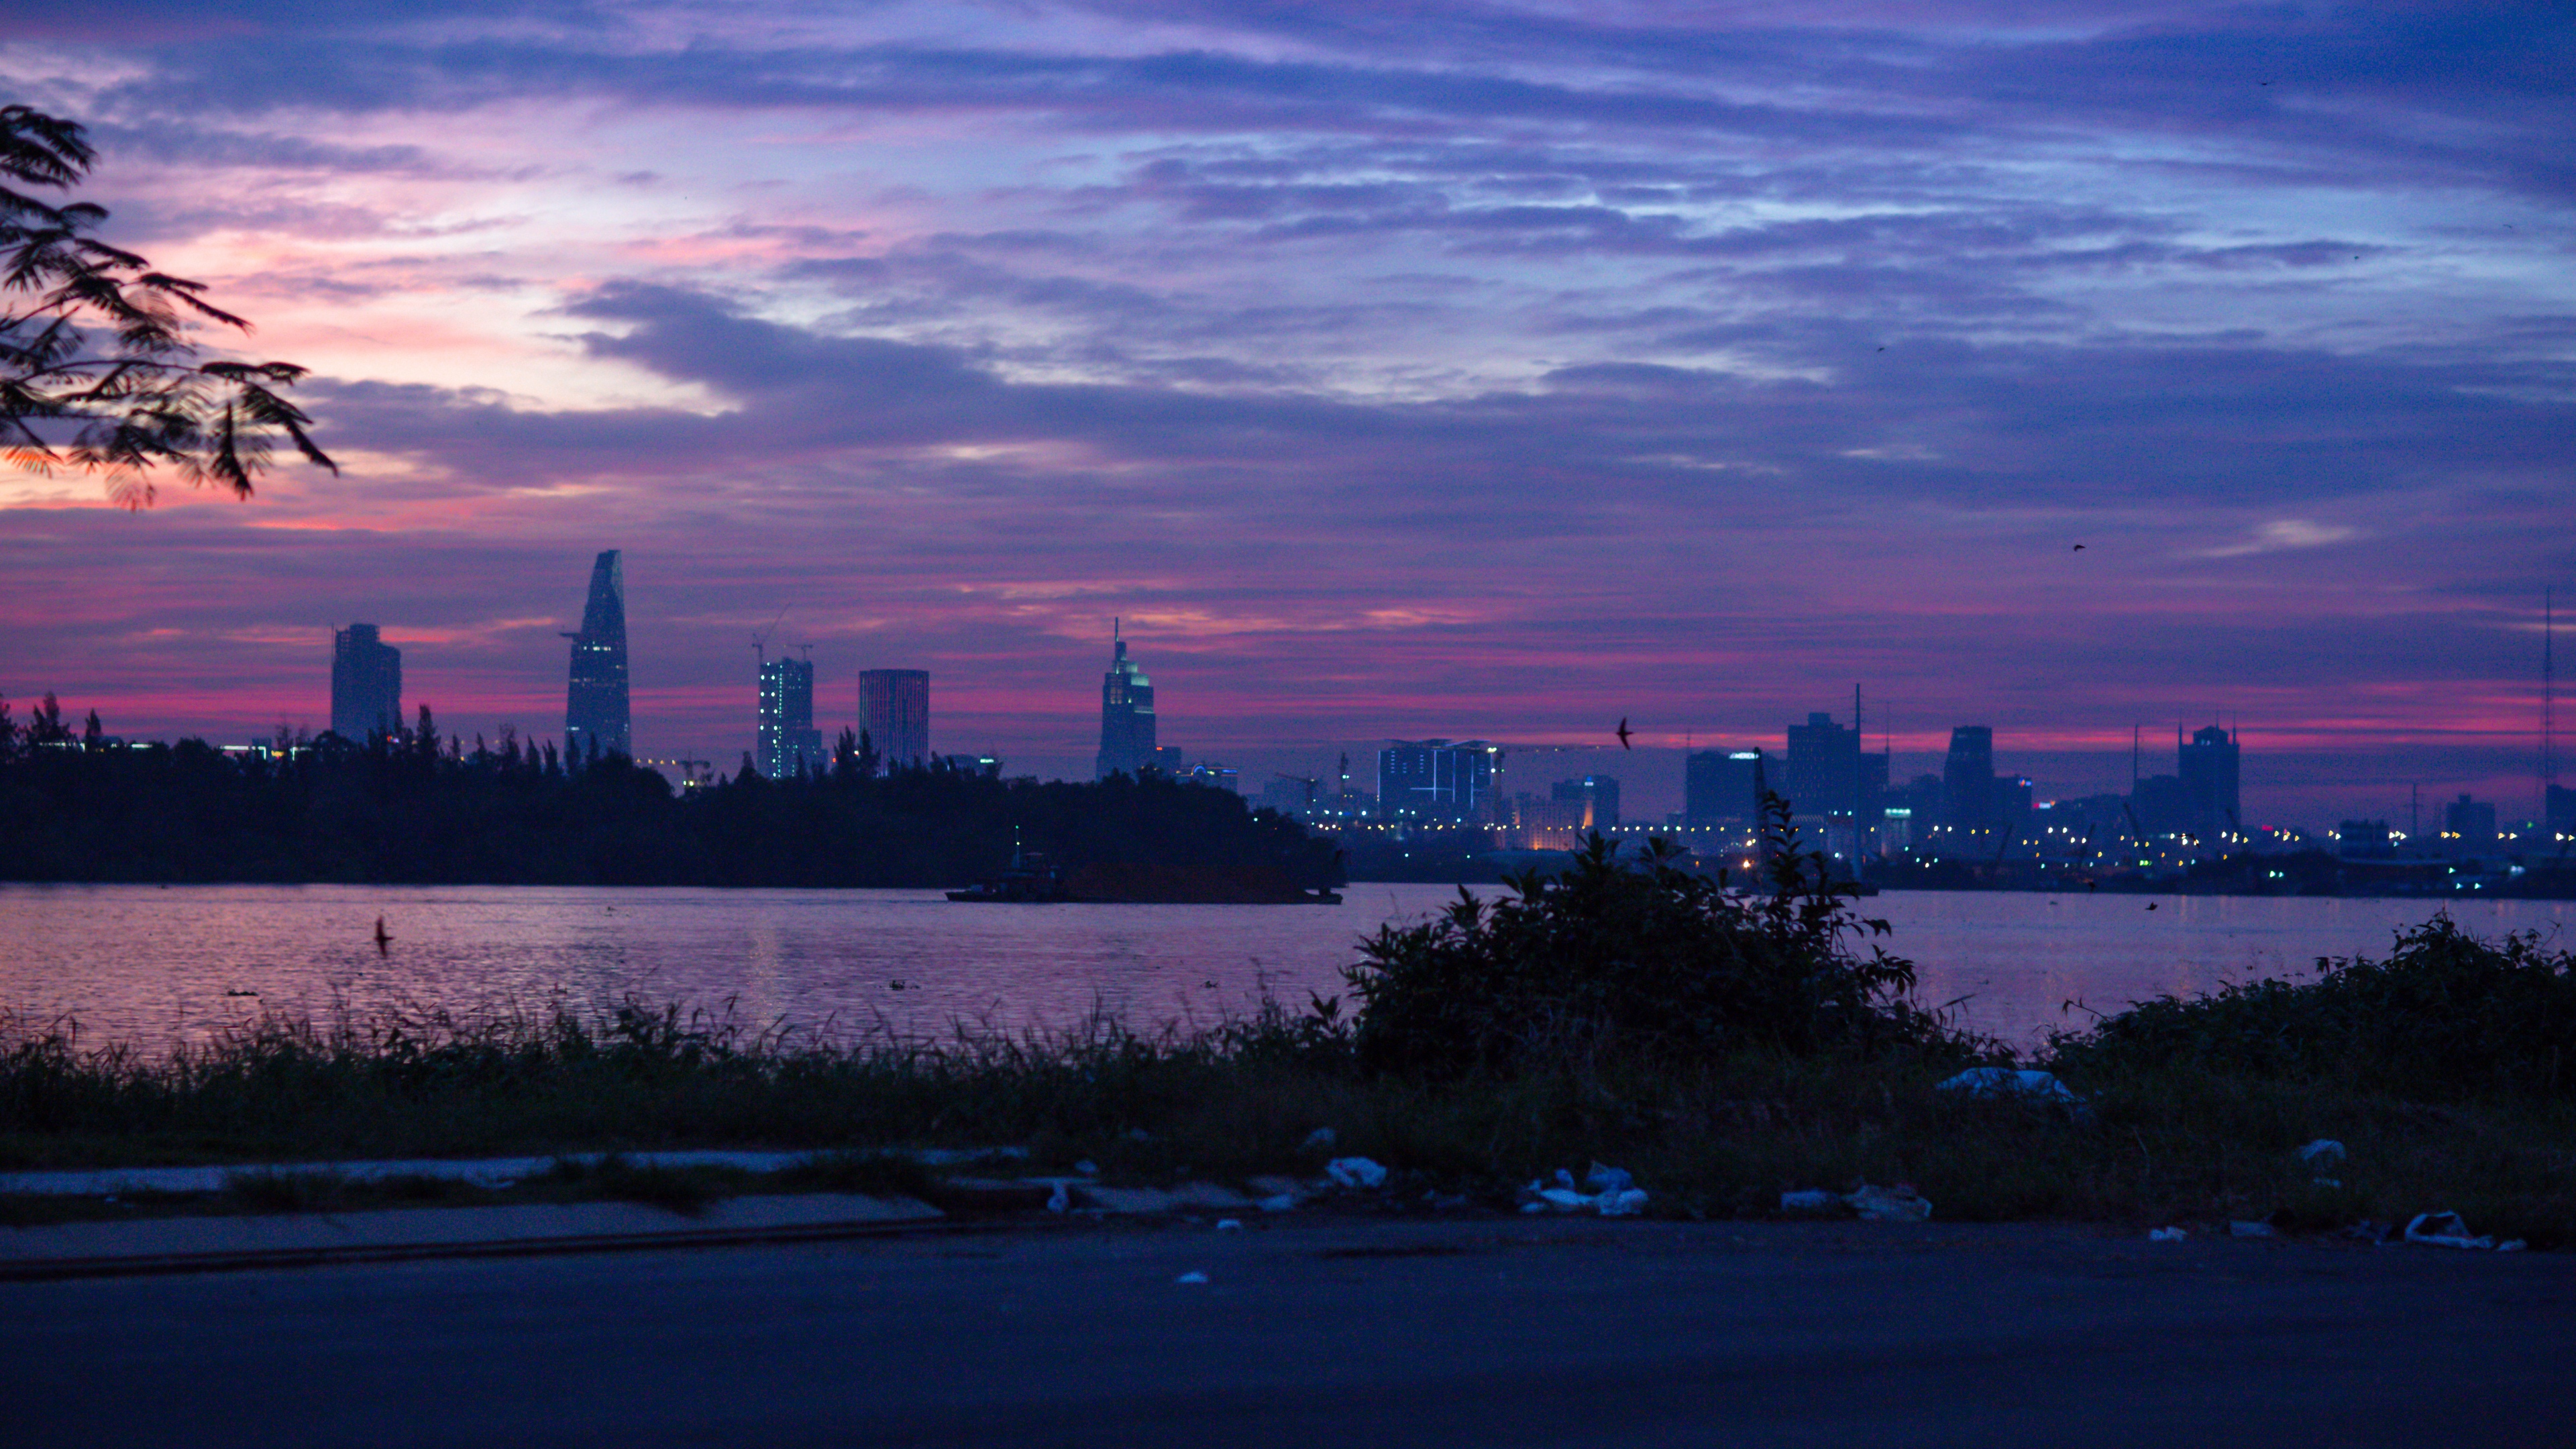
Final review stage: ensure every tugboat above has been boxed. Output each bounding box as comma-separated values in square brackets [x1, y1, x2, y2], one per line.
[945, 830, 1068, 903]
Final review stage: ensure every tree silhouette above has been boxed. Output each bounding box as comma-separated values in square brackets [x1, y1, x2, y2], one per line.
[3, 105, 334, 507]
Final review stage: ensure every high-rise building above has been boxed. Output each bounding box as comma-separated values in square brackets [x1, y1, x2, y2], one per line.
[563, 550, 631, 759]
[1095, 625, 1157, 779]
[2178, 724, 2241, 838]
[757, 655, 822, 779]
[2441, 794, 2498, 853]
[329, 623, 401, 740]
[1942, 727, 1996, 830]
[1550, 775, 1621, 830]
[1378, 739, 1502, 822]
[1684, 749, 1766, 824]
[1784, 712, 1862, 818]
[859, 669, 929, 769]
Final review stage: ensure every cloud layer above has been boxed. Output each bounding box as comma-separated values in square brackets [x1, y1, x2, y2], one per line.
[4, 1, 2572, 823]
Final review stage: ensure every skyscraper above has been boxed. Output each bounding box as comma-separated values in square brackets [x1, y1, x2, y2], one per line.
[2178, 724, 2241, 837]
[1095, 625, 1156, 779]
[757, 655, 822, 779]
[1784, 712, 1861, 818]
[563, 550, 631, 759]
[1377, 739, 1502, 822]
[329, 623, 401, 739]
[1550, 775, 1621, 829]
[1942, 727, 1996, 830]
[859, 669, 930, 769]
[1684, 749, 1766, 824]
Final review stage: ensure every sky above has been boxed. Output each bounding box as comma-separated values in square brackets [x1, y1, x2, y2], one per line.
[3, 1, 2571, 827]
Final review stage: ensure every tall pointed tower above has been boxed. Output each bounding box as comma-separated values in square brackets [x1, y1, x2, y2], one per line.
[564, 550, 632, 759]
[1094, 621, 1155, 780]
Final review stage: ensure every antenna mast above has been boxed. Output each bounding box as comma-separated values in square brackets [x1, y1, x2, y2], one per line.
[2546, 586, 2559, 814]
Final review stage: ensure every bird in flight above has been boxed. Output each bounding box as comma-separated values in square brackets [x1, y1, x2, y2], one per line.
[374, 916, 393, 955]
[2145, 902, 2159, 911]
[2072, 543, 2086, 551]
[1616, 718, 1634, 750]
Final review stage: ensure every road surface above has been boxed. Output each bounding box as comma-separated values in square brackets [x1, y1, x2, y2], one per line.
[11, 1216, 2574, 1446]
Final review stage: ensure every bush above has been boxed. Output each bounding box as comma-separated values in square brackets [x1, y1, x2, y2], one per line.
[2047, 915, 2576, 1103]
[1341, 800, 1940, 1075]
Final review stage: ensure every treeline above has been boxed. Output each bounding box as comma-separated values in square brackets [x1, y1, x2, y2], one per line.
[0, 696, 1342, 889]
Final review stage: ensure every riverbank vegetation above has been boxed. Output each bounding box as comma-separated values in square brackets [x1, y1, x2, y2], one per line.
[0, 695, 1338, 890]
[4, 807, 2569, 1243]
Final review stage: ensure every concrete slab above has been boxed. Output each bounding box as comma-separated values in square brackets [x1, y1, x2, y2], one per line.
[0, 1145, 1024, 1198]
[0, 1193, 943, 1279]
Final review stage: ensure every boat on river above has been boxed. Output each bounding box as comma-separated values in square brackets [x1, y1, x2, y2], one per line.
[945, 837, 1069, 902]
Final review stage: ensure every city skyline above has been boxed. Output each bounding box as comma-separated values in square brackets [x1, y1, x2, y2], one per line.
[28, 588, 2567, 832]
[3, 4, 2571, 828]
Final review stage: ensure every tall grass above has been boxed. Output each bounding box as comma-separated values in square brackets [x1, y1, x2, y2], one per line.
[5, 843, 2572, 1244]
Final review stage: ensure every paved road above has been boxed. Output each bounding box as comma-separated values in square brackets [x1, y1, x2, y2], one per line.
[11, 1216, 2575, 1446]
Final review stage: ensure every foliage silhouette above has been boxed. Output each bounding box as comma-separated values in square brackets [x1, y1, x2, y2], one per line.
[3, 105, 333, 506]
[1343, 794, 1933, 1075]
[0, 696, 1340, 890]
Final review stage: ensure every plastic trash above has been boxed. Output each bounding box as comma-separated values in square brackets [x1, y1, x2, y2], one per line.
[1303, 1128, 1338, 1150]
[1937, 1067, 2084, 1106]
[1045, 1182, 1071, 1214]
[2296, 1138, 2347, 1167]
[2229, 1220, 2275, 1238]
[1175, 1271, 1209, 1285]
[1326, 1157, 1389, 1189]
[1779, 1189, 1838, 1213]
[1256, 1193, 1298, 1213]
[1075, 1159, 1099, 1177]
[1843, 1184, 1932, 1222]
[2498, 1239, 2529, 1253]
[1214, 1218, 1243, 1232]
[1520, 1169, 1651, 1216]
[2404, 1212, 2497, 1250]
[1596, 1187, 1650, 1217]
[2148, 1226, 2188, 1242]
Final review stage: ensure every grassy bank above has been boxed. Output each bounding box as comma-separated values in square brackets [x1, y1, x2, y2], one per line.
[7, 985, 2570, 1243]
[5, 828, 2571, 1244]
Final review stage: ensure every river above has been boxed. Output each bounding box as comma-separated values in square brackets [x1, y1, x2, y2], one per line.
[3, 884, 2569, 1053]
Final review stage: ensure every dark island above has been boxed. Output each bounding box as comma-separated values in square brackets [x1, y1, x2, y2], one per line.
[0, 696, 1344, 894]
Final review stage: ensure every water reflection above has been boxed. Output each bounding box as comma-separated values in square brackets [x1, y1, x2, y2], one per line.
[1, 883, 2567, 1053]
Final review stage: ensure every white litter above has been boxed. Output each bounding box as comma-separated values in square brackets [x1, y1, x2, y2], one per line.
[1937, 1067, 2084, 1106]
[2148, 1226, 2188, 1242]
[1326, 1157, 1389, 1189]
[1214, 1218, 1242, 1232]
[2230, 1220, 2275, 1238]
[1175, 1271, 1210, 1285]
[2296, 1138, 2347, 1168]
[1519, 1165, 1650, 1216]
[2404, 1212, 2498, 1250]
[1303, 1128, 1338, 1150]
[1045, 1182, 1071, 1214]
[1255, 1193, 1299, 1213]
[1779, 1189, 1838, 1213]
[1843, 1184, 1932, 1222]
[1075, 1159, 1099, 1177]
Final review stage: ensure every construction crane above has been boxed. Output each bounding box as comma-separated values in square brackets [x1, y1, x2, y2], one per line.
[750, 608, 788, 671]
